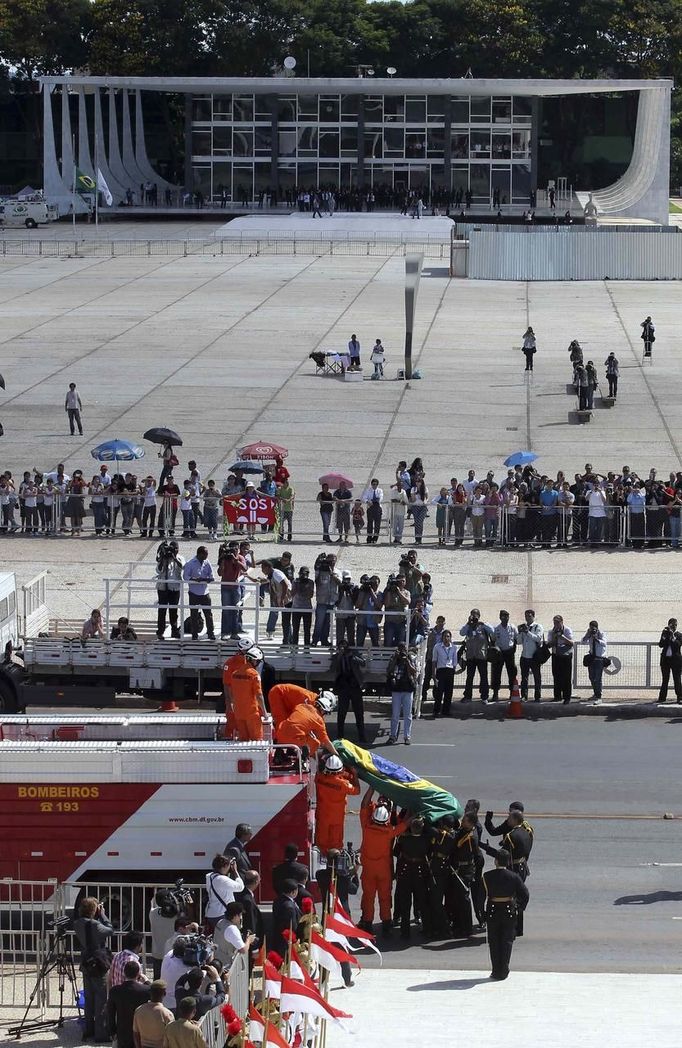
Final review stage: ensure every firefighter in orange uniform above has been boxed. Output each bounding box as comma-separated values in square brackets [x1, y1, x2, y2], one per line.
[276, 692, 336, 756]
[222, 638, 255, 738]
[268, 683, 318, 735]
[358, 787, 409, 934]
[314, 753, 360, 855]
[226, 645, 267, 741]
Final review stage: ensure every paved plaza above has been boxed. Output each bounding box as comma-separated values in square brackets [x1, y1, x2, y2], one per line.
[2, 228, 682, 639]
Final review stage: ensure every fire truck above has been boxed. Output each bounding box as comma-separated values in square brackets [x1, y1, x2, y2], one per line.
[0, 713, 312, 923]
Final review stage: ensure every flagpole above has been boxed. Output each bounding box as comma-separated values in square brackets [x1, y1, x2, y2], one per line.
[71, 134, 77, 233]
[95, 134, 99, 229]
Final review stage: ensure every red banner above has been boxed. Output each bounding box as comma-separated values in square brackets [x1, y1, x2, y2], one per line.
[223, 493, 276, 527]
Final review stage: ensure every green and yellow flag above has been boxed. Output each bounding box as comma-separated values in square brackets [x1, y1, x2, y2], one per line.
[75, 168, 96, 194]
[334, 739, 462, 823]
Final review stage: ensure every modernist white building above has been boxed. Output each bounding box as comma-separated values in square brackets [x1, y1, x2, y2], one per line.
[40, 76, 672, 224]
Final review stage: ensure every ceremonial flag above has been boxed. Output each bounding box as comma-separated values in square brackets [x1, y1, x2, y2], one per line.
[311, 930, 359, 977]
[74, 167, 96, 194]
[326, 914, 381, 959]
[280, 976, 352, 1026]
[96, 168, 113, 206]
[334, 739, 462, 822]
[264, 959, 281, 999]
[248, 1006, 292, 1048]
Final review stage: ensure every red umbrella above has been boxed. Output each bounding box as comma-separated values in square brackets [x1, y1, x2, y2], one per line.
[239, 441, 288, 461]
[319, 471, 353, 487]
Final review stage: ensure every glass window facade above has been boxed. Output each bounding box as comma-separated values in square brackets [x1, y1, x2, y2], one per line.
[190, 89, 534, 202]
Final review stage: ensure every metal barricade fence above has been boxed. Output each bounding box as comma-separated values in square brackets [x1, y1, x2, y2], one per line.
[0, 879, 53, 1011]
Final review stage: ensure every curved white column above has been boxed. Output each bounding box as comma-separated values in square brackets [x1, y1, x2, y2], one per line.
[77, 88, 95, 178]
[42, 85, 85, 216]
[121, 90, 148, 188]
[94, 87, 127, 205]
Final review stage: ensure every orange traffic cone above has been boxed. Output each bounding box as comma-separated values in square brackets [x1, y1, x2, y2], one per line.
[158, 698, 180, 712]
[507, 678, 523, 719]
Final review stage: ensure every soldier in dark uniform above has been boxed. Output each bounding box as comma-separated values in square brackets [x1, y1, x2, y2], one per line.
[484, 800, 525, 838]
[394, 817, 432, 939]
[465, 799, 486, 927]
[451, 811, 480, 937]
[483, 848, 529, 981]
[482, 809, 533, 935]
[427, 815, 458, 934]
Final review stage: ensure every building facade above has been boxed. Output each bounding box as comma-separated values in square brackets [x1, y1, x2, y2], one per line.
[39, 76, 672, 224]
[189, 89, 533, 203]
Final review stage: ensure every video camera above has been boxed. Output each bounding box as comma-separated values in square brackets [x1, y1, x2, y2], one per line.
[156, 540, 177, 564]
[47, 914, 72, 939]
[155, 878, 193, 919]
[182, 933, 213, 967]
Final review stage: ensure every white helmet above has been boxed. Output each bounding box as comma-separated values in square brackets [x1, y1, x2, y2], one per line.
[323, 754, 343, 774]
[372, 806, 390, 825]
[245, 645, 263, 664]
[316, 690, 337, 714]
[237, 637, 254, 652]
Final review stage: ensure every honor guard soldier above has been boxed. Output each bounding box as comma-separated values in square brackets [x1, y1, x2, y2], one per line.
[427, 815, 458, 935]
[482, 809, 533, 935]
[451, 811, 480, 938]
[483, 848, 529, 981]
[394, 817, 432, 939]
[464, 799, 486, 927]
[484, 800, 525, 838]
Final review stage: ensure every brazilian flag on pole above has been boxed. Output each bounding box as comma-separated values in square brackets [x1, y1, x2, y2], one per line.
[334, 739, 462, 823]
[75, 168, 96, 194]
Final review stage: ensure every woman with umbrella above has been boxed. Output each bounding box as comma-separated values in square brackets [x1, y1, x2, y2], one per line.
[143, 428, 182, 488]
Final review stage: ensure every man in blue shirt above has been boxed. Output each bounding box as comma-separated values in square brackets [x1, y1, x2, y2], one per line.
[539, 479, 559, 548]
[182, 546, 216, 640]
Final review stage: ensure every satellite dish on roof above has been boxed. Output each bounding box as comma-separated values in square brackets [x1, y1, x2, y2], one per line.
[284, 56, 297, 70]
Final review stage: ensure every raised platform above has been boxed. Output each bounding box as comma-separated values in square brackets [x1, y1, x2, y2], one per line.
[213, 213, 455, 239]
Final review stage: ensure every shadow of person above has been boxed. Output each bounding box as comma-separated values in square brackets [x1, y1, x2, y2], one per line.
[407, 977, 491, 991]
[614, 890, 682, 906]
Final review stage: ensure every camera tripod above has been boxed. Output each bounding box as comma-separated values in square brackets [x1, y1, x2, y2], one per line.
[8, 930, 81, 1039]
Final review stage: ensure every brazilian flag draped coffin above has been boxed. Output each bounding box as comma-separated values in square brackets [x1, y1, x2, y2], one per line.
[335, 739, 462, 823]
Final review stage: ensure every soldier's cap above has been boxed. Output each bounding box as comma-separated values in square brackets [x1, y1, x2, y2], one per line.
[509, 801, 525, 813]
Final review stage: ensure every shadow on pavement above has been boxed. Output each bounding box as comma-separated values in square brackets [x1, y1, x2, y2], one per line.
[613, 890, 682, 905]
[406, 976, 491, 991]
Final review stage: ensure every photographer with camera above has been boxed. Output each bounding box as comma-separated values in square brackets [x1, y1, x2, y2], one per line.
[204, 854, 244, 931]
[383, 573, 411, 648]
[581, 619, 608, 703]
[155, 540, 185, 640]
[312, 552, 340, 646]
[335, 571, 358, 646]
[213, 901, 256, 970]
[518, 610, 544, 702]
[217, 541, 246, 639]
[354, 573, 381, 648]
[149, 884, 193, 979]
[546, 614, 574, 704]
[73, 896, 114, 1042]
[174, 961, 226, 1020]
[459, 609, 494, 703]
[387, 641, 418, 744]
[658, 617, 682, 703]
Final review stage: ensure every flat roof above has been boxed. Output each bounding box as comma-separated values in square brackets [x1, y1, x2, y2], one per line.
[40, 75, 673, 97]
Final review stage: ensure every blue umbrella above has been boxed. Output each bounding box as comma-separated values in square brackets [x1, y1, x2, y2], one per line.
[228, 460, 264, 475]
[91, 439, 145, 474]
[504, 451, 538, 468]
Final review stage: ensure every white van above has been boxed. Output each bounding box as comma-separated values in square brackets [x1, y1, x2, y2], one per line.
[0, 199, 57, 229]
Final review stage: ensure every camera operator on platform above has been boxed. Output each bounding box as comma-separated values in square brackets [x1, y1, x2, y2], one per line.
[155, 539, 185, 639]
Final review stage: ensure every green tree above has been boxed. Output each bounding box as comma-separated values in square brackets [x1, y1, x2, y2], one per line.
[0, 0, 92, 79]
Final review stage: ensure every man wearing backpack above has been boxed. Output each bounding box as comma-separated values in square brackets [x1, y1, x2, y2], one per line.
[73, 896, 113, 1042]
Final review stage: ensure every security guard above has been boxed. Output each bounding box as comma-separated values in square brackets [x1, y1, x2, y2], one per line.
[427, 815, 458, 934]
[451, 811, 480, 937]
[394, 816, 432, 939]
[482, 848, 529, 981]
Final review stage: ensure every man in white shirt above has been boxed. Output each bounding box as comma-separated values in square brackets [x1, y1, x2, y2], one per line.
[213, 901, 255, 969]
[463, 470, 478, 502]
[431, 629, 457, 717]
[257, 559, 292, 640]
[182, 546, 216, 640]
[491, 610, 518, 702]
[518, 609, 544, 702]
[587, 485, 607, 545]
[159, 939, 193, 1011]
[581, 620, 608, 703]
[362, 479, 384, 544]
[64, 382, 83, 435]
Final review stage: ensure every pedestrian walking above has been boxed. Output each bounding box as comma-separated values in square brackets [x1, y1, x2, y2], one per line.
[641, 315, 655, 358]
[64, 382, 83, 435]
[604, 353, 619, 397]
[521, 327, 536, 371]
[546, 614, 573, 704]
[582, 619, 608, 703]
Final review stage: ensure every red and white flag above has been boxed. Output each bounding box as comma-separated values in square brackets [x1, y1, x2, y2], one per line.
[279, 976, 352, 1026]
[264, 959, 282, 999]
[248, 1006, 292, 1048]
[310, 930, 360, 978]
[325, 901, 381, 959]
